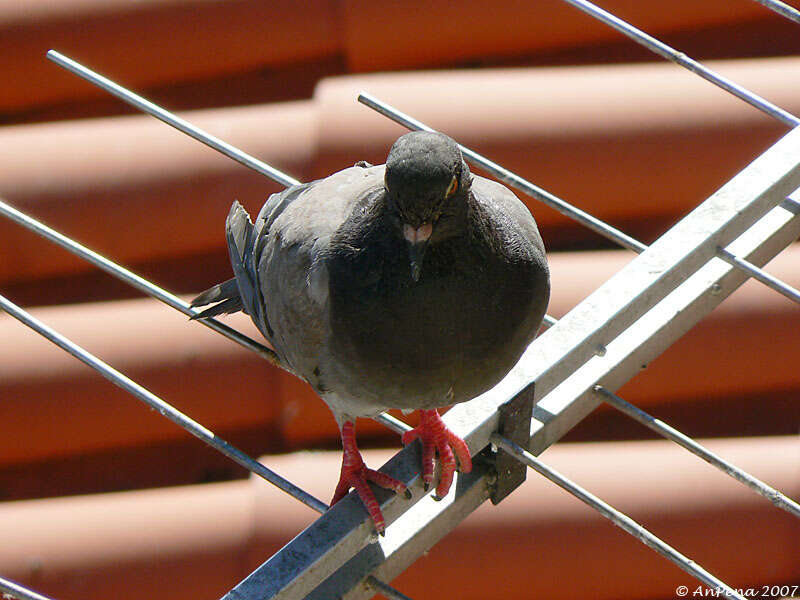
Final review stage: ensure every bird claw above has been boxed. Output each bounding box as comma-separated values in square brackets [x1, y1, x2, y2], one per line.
[331, 463, 407, 534]
[333, 421, 408, 534]
[402, 409, 473, 499]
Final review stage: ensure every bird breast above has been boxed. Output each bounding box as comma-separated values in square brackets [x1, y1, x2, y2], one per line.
[325, 217, 548, 411]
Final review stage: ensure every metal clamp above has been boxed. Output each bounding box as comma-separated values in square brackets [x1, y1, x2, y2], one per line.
[490, 381, 535, 504]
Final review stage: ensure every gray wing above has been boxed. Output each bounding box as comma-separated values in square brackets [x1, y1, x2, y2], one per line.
[223, 180, 316, 342]
[238, 164, 386, 383]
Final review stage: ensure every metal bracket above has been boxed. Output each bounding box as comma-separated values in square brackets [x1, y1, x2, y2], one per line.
[490, 381, 535, 504]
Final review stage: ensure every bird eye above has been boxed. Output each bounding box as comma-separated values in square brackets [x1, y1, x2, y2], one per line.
[446, 176, 458, 197]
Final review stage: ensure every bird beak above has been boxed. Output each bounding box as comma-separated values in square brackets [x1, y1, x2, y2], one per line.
[403, 223, 433, 282]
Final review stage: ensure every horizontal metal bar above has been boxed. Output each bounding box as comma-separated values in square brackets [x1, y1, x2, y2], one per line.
[0, 292, 328, 514]
[751, 0, 800, 24]
[0, 576, 56, 600]
[358, 93, 647, 254]
[716, 246, 800, 305]
[0, 197, 280, 366]
[46, 50, 302, 188]
[558, 0, 800, 127]
[595, 386, 800, 518]
[490, 434, 746, 600]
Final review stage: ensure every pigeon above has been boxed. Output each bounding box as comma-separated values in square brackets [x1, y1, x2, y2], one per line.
[191, 131, 550, 533]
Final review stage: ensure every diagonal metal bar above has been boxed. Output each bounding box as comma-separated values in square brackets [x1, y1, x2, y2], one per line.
[716, 246, 800, 305]
[0, 576, 56, 600]
[490, 434, 747, 600]
[225, 439, 493, 600]
[326, 459, 493, 600]
[558, 0, 800, 127]
[751, 0, 800, 24]
[0, 292, 327, 514]
[223, 120, 800, 600]
[329, 199, 800, 600]
[46, 50, 301, 188]
[527, 198, 800, 454]
[0, 197, 280, 365]
[594, 386, 800, 518]
[466, 129, 800, 442]
[358, 92, 647, 253]
[374, 413, 412, 435]
[365, 577, 415, 600]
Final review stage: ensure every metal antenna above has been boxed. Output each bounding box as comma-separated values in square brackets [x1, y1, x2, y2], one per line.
[558, 0, 800, 127]
[9, 26, 796, 599]
[0, 293, 328, 514]
[752, 0, 800, 24]
[0, 576, 57, 600]
[46, 50, 301, 188]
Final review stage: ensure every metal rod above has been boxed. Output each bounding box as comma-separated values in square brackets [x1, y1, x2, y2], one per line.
[43, 55, 565, 362]
[358, 92, 647, 254]
[40, 51, 774, 600]
[716, 246, 800, 306]
[2, 68, 408, 584]
[46, 50, 302, 188]
[221, 128, 800, 600]
[0, 175, 417, 438]
[375, 412, 412, 435]
[33, 56, 422, 457]
[0, 577, 56, 600]
[595, 386, 800, 518]
[751, 0, 800, 24]
[0, 198, 281, 365]
[366, 576, 415, 600]
[490, 434, 747, 600]
[0, 292, 328, 514]
[558, 0, 800, 127]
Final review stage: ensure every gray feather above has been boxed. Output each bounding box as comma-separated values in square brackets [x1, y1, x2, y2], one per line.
[190, 277, 240, 309]
[189, 295, 244, 320]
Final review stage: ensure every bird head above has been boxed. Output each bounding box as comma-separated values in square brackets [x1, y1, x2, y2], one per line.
[384, 131, 472, 281]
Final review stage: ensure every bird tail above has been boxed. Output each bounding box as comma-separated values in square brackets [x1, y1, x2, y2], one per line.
[189, 200, 257, 322]
[189, 277, 245, 320]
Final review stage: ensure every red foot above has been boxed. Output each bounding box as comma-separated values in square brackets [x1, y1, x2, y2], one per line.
[331, 421, 408, 534]
[401, 409, 473, 499]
